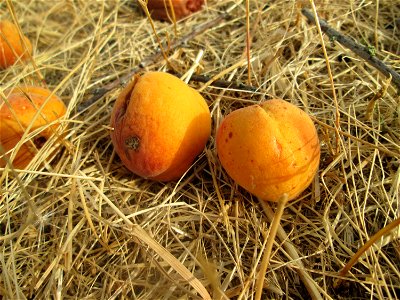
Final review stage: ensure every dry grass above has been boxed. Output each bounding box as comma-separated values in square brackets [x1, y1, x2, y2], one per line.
[1, 0, 400, 299]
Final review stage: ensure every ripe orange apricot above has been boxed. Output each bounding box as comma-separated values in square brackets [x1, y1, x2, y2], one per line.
[216, 99, 320, 202]
[110, 71, 211, 181]
[0, 86, 67, 169]
[0, 20, 32, 69]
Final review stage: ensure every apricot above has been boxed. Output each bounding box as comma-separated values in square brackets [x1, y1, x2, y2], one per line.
[147, 0, 204, 21]
[0, 20, 32, 69]
[0, 86, 67, 169]
[110, 71, 211, 181]
[216, 99, 320, 202]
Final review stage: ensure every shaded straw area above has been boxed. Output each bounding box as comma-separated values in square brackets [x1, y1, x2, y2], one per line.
[1, 1, 399, 299]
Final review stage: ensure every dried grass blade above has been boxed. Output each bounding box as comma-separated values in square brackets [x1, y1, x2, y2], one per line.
[335, 217, 400, 288]
[83, 173, 211, 299]
[260, 200, 325, 300]
[255, 194, 288, 300]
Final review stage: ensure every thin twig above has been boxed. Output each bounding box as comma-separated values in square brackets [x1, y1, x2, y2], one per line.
[170, 71, 257, 92]
[77, 13, 228, 112]
[301, 8, 400, 92]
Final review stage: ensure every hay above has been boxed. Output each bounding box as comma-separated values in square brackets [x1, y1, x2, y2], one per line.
[1, 0, 399, 299]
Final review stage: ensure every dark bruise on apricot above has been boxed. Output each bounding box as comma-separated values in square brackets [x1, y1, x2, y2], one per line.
[34, 136, 47, 148]
[125, 135, 140, 151]
[119, 87, 133, 121]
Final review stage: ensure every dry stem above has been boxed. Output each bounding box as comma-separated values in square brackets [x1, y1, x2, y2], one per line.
[260, 200, 325, 300]
[302, 8, 400, 92]
[335, 216, 400, 288]
[255, 194, 288, 300]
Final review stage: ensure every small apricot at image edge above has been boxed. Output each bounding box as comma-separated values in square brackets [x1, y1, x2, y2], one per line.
[0, 20, 32, 69]
[147, 0, 205, 21]
[110, 71, 211, 181]
[216, 99, 321, 202]
[0, 86, 67, 169]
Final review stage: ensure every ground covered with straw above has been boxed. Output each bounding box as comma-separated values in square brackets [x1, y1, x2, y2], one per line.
[1, 1, 399, 299]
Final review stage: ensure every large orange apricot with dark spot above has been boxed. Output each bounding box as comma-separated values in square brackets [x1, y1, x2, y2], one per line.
[216, 99, 320, 202]
[110, 71, 211, 181]
[0, 86, 67, 169]
[0, 20, 32, 69]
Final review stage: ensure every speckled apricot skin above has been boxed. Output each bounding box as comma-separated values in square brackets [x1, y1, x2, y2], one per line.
[216, 99, 320, 202]
[110, 71, 211, 181]
[0, 20, 32, 69]
[0, 86, 67, 169]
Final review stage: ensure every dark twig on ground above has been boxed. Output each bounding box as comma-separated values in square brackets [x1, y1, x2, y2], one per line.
[301, 8, 400, 92]
[77, 13, 228, 112]
[170, 72, 257, 92]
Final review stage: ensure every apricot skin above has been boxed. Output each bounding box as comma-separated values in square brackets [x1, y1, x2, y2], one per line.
[0, 86, 67, 169]
[216, 99, 320, 202]
[0, 20, 32, 69]
[147, 0, 204, 21]
[110, 72, 211, 181]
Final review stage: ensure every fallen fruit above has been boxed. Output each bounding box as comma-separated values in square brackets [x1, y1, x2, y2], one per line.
[0, 86, 67, 169]
[110, 71, 211, 181]
[0, 20, 32, 69]
[216, 99, 320, 202]
[147, 0, 204, 21]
